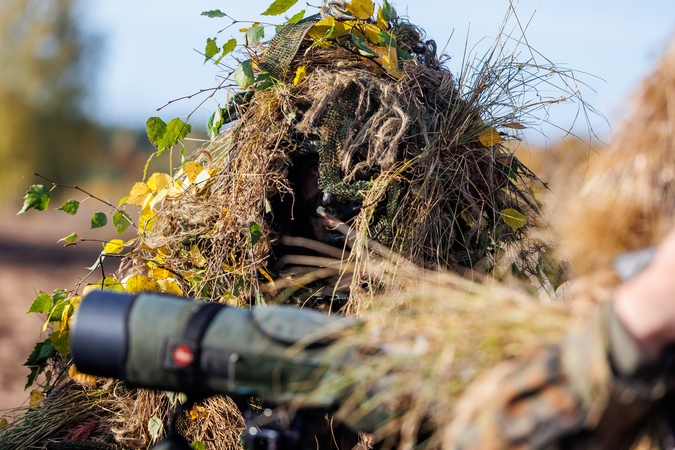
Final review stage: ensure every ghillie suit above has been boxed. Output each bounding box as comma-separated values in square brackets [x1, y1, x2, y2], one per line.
[1, 3, 585, 449]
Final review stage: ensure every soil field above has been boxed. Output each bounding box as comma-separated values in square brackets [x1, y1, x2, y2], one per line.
[0, 208, 107, 412]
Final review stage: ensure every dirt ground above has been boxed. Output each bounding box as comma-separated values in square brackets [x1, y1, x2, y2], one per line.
[0, 206, 108, 412]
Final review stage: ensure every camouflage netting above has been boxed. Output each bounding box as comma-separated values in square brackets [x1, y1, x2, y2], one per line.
[1, 2, 592, 449]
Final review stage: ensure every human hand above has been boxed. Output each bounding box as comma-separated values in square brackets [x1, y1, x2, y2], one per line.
[614, 228, 675, 362]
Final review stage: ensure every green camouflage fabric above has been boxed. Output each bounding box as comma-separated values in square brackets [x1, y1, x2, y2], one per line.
[450, 303, 673, 450]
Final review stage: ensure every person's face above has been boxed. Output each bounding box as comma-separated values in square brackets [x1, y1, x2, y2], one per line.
[292, 154, 362, 247]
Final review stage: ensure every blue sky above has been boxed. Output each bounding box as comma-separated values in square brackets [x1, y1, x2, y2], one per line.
[80, 1, 675, 145]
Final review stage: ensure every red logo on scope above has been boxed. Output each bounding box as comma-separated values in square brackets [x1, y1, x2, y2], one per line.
[172, 344, 194, 368]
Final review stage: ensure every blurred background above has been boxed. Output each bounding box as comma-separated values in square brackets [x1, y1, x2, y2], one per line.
[0, 0, 674, 410]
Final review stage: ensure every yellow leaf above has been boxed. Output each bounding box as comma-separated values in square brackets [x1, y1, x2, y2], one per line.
[502, 122, 526, 130]
[139, 206, 157, 233]
[309, 17, 351, 42]
[377, 46, 402, 79]
[478, 128, 503, 147]
[69, 365, 98, 387]
[103, 239, 125, 254]
[293, 66, 307, 86]
[0, 418, 7, 428]
[29, 390, 43, 409]
[376, 7, 388, 30]
[151, 267, 172, 279]
[158, 279, 183, 296]
[190, 245, 207, 268]
[259, 267, 275, 284]
[501, 208, 527, 231]
[239, 27, 248, 32]
[189, 405, 207, 420]
[345, 0, 374, 19]
[125, 275, 161, 294]
[364, 23, 382, 44]
[184, 161, 204, 184]
[127, 182, 152, 206]
[194, 168, 211, 188]
[147, 173, 172, 192]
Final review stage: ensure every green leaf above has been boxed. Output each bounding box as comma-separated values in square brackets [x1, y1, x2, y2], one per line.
[117, 196, 129, 207]
[204, 37, 219, 62]
[25, 339, 55, 368]
[215, 38, 237, 64]
[261, 0, 298, 16]
[249, 221, 262, 248]
[351, 35, 378, 57]
[256, 72, 276, 91]
[201, 10, 227, 18]
[148, 416, 164, 440]
[48, 299, 68, 322]
[501, 208, 527, 231]
[146, 117, 167, 148]
[56, 199, 80, 215]
[113, 211, 132, 234]
[158, 118, 191, 152]
[50, 328, 70, 358]
[58, 232, 78, 246]
[191, 441, 206, 450]
[381, 0, 396, 21]
[288, 9, 306, 23]
[245, 26, 265, 45]
[18, 184, 50, 214]
[207, 108, 224, 139]
[27, 293, 51, 314]
[234, 60, 255, 89]
[90, 212, 108, 229]
[25, 367, 40, 390]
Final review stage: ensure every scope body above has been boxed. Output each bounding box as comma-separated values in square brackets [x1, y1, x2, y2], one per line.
[71, 290, 353, 408]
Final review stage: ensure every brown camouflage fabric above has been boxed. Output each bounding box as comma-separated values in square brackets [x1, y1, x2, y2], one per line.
[449, 303, 675, 450]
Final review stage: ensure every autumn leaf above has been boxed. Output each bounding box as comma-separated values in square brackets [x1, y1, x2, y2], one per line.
[139, 206, 157, 233]
[307, 16, 347, 41]
[158, 279, 183, 296]
[478, 128, 503, 147]
[127, 182, 152, 206]
[184, 161, 204, 184]
[190, 245, 207, 268]
[69, 364, 97, 386]
[189, 405, 207, 420]
[103, 239, 125, 254]
[501, 208, 527, 231]
[293, 66, 307, 86]
[147, 173, 172, 192]
[126, 275, 161, 294]
[29, 390, 43, 409]
[502, 122, 526, 129]
[345, 0, 374, 19]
